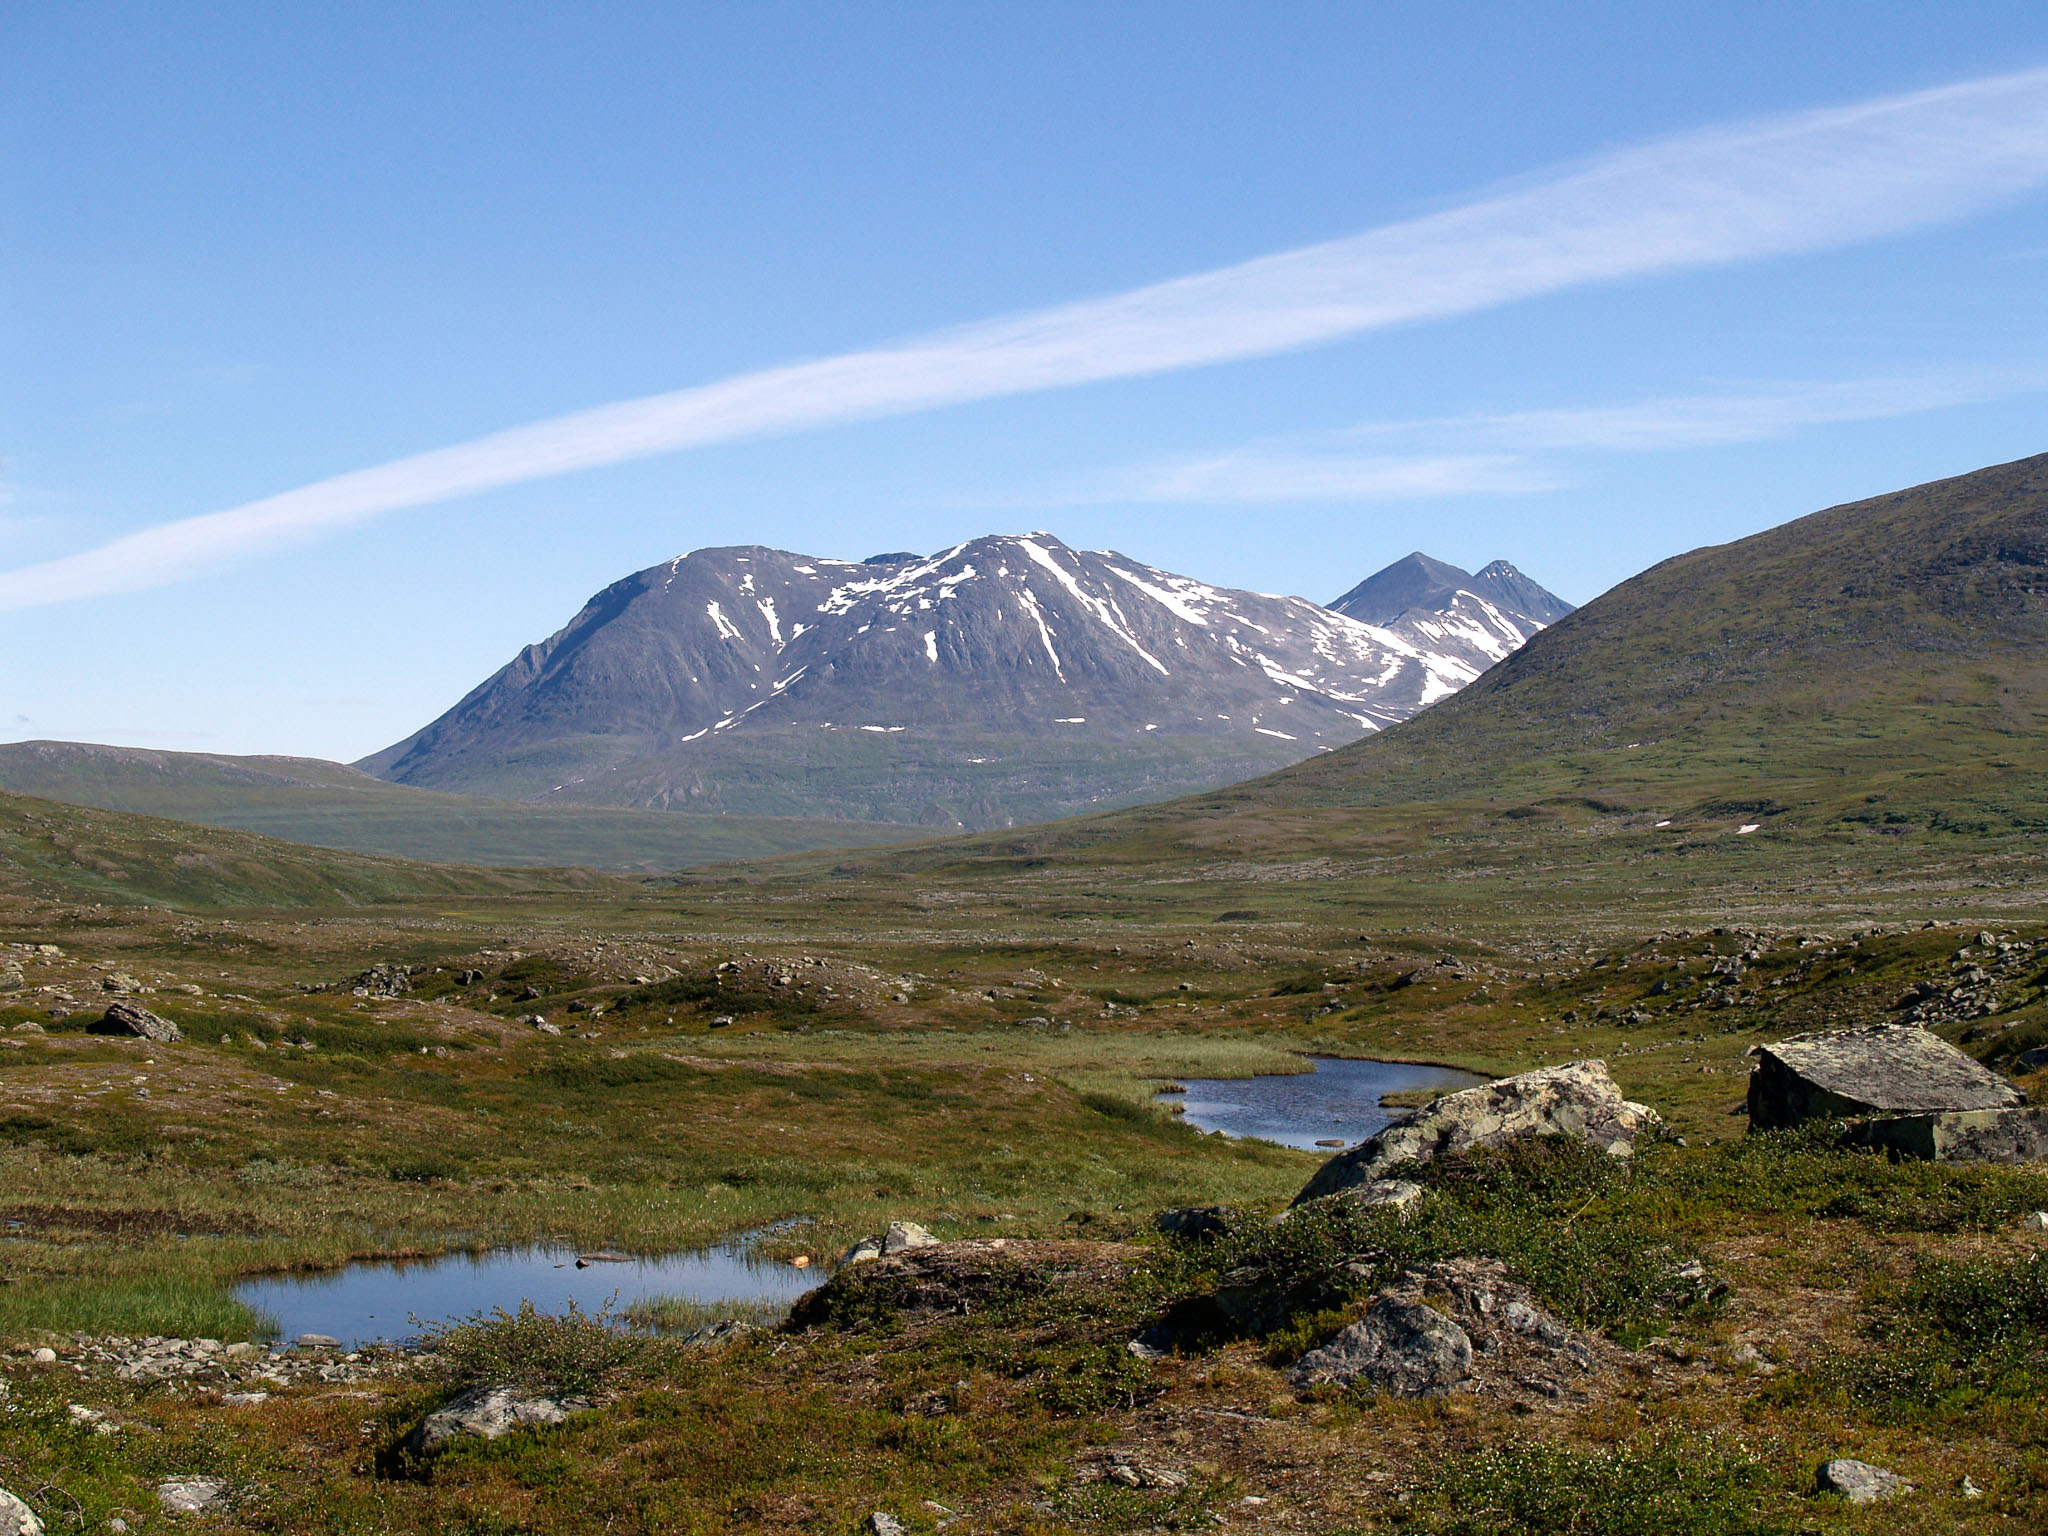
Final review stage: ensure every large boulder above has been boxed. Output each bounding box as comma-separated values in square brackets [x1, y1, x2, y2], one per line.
[89, 1000, 180, 1043]
[1291, 1061, 1657, 1206]
[406, 1385, 586, 1455]
[1841, 1105, 2048, 1164]
[1747, 1023, 2020, 1130]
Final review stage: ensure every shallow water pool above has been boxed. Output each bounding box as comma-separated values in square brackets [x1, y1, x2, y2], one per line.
[1162, 1055, 1482, 1151]
[234, 1239, 823, 1349]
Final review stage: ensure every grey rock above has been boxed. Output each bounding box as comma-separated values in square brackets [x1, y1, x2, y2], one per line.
[1747, 1023, 2020, 1130]
[295, 1333, 340, 1348]
[407, 1384, 585, 1454]
[89, 1000, 180, 1044]
[1293, 1061, 1657, 1205]
[1817, 1458, 1911, 1504]
[0, 1488, 41, 1536]
[2023, 1210, 2048, 1231]
[1286, 1298, 1474, 1395]
[840, 1237, 885, 1266]
[1842, 1106, 2048, 1164]
[865, 1515, 906, 1536]
[351, 963, 413, 997]
[156, 1478, 226, 1514]
[881, 1220, 939, 1256]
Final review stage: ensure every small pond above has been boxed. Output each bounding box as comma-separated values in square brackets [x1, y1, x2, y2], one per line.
[1161, 1055, 1483, 1151]
[234, 1238, 823, 1349]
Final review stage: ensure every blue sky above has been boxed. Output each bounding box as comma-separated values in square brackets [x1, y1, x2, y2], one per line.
[6, 2, 2048, 761]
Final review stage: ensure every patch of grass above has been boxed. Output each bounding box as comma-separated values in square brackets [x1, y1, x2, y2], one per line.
[1394, 1429, 1788, 1535]
[0, 1275, 269, 1340]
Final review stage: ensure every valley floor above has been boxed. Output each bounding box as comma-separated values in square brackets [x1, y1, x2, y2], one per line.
[3, 862, 2047, 1534]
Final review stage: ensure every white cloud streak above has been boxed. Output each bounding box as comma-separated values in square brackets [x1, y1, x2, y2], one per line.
[9, 66, 2048, 609]
[1089, 367, 2048, 503]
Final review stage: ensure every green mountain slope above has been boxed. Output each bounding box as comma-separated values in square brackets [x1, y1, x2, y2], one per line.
[0, 742, 922, 872]
[0, 790, 618, 910]
[772, 451, 2048, 926]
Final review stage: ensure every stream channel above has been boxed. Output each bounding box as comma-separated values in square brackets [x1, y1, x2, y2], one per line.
[234, 1238, 823, 1349]
[1161, 1055, 1482, 1151]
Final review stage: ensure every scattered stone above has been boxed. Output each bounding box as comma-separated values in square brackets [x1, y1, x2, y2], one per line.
[1817, 1458, 1911, 1504]
[407, 1385, 586, 1454]
[1962, 1476, 1984, 1499]
[221, 1391, 270, 1406]
[841, 1236, 885, 1265]
[1292, 1061, 1657, 1206]
[883, 1221, 939, 1255]
[0, 1488, 41, 1536]
[101, 973, 141, 993]
[156, 1478, 226, 1515]
[1288, 1298, 1474, 1396]
[30, 1348, 56, 1365]
[351, 963, 413, 998]
[296, 1333, 340, 1349]
[525, 1016, 561, 1035]
[89, 1000, 180, 1044]
[1747, 1023, 2020, 1130]
[2024, 1211, 2048, 1231]
[865, 1514, 906, 1536]
[1842, 1106, 2048, 1164]
[679, 1318, 760, 1349]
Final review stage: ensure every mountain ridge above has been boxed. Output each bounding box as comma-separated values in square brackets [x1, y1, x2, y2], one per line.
[360, 534, 1570, 828]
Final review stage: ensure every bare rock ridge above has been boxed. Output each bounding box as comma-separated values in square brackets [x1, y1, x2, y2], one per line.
[358, 534, 1569, 829]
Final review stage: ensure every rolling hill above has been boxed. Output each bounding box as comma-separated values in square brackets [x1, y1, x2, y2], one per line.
[0, 742, 921, 873]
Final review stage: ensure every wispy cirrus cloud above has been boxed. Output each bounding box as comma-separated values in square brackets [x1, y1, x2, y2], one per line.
[8, 66, 2048, 609]
[1077, 367, 2048, 503]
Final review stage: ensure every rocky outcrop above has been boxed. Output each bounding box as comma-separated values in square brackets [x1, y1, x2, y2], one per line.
[350, 963, 413, 998]
[1287, 1297, 1473, 1396]
[1153, 1206, 1236, 1242]
[0, 1488, 42, 1536]
[793, 1239, 1138, 1330]
[407, 1385, 587, 1455]
[88, 1000, 180, 1043]
[1841, 1105, 2048, 1163]
[1291, 1062, 1657, 1206]
[1747, 1023, 2021, 1130]
[1285, 1258, 1602, 1405]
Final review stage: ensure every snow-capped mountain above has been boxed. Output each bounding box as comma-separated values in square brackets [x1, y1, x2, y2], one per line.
[361, 534, 1569, 828]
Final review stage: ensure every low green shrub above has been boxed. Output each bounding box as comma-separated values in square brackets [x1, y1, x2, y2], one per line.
[418, 1300, 647, 1396]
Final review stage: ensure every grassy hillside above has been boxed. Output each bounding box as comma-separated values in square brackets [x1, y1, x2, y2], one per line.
[0, 741, 922, 872]
[0, 790, 622, 909]
[731, 451, 2048, 936]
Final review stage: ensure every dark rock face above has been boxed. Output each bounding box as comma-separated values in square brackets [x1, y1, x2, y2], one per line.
[90, 1000, 180, 1044]
[1152, 1206, 1236, 1242]
[1291, 1061, 1658, 1207]
[1841, 1106, 2048, 1163]
[1746, 1023, 2021, 1130]
[1284, 1258, 1602, 1404]
[358, 535, 1566, 825]
[1287, 1297, 1474, 1395]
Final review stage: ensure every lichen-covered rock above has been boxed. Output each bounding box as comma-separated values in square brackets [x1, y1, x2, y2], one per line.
[1841, 1105, 2048, 1164]
[1817, 1458, 1911, 1504]
[1286, 1297, 1473, 1395]
[406, 1385, 585, 1454]
[1748, 1023, 2021, 1129]
[89, 1000, 180, 1043]
[0, 1488, 42, 1536]
[1292, 1061, 1657, 1206]
[155, 1478, 226, 1514]
[1277, 1179, 1423, 1223]
[794, 1239, 1137, 1330]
